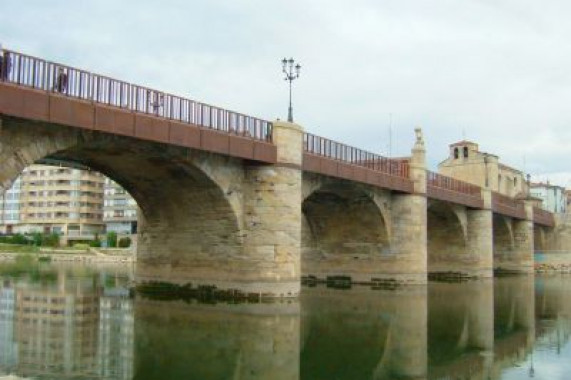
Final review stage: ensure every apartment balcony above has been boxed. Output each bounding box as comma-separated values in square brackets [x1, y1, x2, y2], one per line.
[103, 205, 138, 211]
[104, 215, 138, 223]
[22, 217, 104, 224]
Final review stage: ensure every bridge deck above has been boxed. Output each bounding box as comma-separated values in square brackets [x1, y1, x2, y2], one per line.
[0, 48, 558, 225]
[491, 192, 527, 220]
[0, 49, 277, 163]
[427, 171, 484, 208]
[303, 133, 414, 193]
[533, 206, 555, 227]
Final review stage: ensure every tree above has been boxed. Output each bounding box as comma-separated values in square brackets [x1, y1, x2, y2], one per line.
[106, 231, 118, 248]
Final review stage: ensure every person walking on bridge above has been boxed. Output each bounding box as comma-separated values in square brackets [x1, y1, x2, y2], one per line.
[0, 44, 12, 81]
[54, 66, 68, 93]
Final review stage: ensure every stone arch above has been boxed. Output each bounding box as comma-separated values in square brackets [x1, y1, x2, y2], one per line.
[0, 118, 248, 285]
[534, 225, 546, 253]
[426, 200, 468, 276]
[302, 175, 391, 240]
[301, 179, 391, 283]
[493, 214, 514, 256]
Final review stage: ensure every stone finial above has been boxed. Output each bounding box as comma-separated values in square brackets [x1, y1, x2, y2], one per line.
[414, 126, 425, 149]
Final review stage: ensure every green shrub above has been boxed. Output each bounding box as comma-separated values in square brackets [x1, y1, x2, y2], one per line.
[31, 232, 43, 246]
[42, 233, 60, 248]
[0, 234, 29, 245]
[106, 231, 118, 248]
[118, 236, 132, 248]
[10, 234, 30, 245]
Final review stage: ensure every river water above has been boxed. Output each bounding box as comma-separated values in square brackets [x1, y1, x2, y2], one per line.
[0, 260, 569, 380]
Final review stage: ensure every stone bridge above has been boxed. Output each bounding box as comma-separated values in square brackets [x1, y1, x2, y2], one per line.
[0, 49, 556, 297]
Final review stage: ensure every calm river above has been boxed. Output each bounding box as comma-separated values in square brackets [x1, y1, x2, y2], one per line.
[0, 260, 569, 379]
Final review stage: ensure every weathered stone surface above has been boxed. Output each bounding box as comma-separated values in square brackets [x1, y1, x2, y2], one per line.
[0, 114, 555, 295]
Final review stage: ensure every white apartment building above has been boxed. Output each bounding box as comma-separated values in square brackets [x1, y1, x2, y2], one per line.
[0, 178, 21, 234]
[0, 164, 105, 242]
[530, 182, 567, 214]
[103, 179, 138, 236]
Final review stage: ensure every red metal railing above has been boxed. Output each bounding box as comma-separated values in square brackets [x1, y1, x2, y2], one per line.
[426, 171, 482, 196]
[303, 133, 409, 178]
[0, 49, 272, 142]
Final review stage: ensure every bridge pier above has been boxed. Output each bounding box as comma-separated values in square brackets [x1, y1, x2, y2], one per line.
[465, 190, 493, 278]
[136, 120, 303, 297]
[241, 120, 303, 297]
[389, 128, 428, 284]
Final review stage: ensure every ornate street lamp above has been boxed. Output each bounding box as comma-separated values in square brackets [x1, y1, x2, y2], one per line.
[281, 57, 301, 122]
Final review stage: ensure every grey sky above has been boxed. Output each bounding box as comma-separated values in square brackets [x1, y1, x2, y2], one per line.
[2, 0, 571, 184]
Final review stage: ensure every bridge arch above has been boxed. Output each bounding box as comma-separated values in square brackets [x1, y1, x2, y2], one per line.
[0, 118, 247, 284]
[534, 225, 548, 253]
[301, 179, 391, 283]
[493, 214, 515, 257]
[426, 200, 468, 277]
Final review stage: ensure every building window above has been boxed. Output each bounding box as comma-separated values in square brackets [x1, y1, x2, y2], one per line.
[454, 148, 459, 159]
[463, 147, 468, 158]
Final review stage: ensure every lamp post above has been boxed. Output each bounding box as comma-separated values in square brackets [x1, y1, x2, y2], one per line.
[282, 57, 301, 123]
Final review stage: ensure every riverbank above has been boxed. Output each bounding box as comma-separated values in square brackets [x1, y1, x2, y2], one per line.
[0, 245, 134, 264]
[534, 251, 571, 273]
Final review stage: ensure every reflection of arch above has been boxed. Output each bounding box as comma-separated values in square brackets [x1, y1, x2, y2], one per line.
[0, 121, 245, 276]
[427, 201, 468, 269]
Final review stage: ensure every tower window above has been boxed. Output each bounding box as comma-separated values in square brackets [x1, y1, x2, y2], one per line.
[454, 148, 459, 159]
[463, 147, 469, 158]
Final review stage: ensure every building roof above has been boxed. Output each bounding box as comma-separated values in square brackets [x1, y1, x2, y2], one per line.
[531, 182, 566, 190]
[449, 140, 478, 147]
[498, 163, 523, 174]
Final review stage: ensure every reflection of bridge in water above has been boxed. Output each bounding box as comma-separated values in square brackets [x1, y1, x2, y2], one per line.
[2, 267, 571, 379]
[0, 48, 559, 297]
[0, 267, 134, 379]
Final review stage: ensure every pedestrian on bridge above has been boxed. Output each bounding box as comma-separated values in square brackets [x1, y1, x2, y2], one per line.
[54, 67, 68, 93]
[0, 44, 12, 82]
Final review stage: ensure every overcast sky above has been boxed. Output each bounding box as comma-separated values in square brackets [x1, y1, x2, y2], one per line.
[2, 0, 571, 185]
